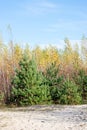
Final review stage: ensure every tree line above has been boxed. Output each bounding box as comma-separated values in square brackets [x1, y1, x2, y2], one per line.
[0, 37, 87, 106]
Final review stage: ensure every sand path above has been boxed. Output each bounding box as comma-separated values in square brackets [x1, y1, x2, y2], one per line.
[0, 105, 87, 130]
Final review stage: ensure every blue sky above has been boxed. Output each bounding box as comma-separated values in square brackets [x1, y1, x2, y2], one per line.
[0, 0, 87, 48]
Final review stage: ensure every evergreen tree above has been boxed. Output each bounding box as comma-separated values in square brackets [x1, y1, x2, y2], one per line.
[60, 78, 82, 104]
[76, 70, 87, 103]
[42, 63, 63, 103]
[10, 54, 51, 106]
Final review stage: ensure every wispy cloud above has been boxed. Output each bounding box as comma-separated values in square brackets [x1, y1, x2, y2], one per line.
[43, 19, 87, 34]
[20, 0, 57, 15]
[38, 1, 56, 8]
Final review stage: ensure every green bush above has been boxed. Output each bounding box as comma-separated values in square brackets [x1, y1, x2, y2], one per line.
[0, 91, 4, 105]
[75, 69, 87, 103]
[11, 85, 51, 106]
[42, 63, 63, 103]
[60, 78, 82, 104]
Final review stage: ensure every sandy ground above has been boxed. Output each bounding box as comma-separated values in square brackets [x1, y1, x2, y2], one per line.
[0, 105, 87, 130]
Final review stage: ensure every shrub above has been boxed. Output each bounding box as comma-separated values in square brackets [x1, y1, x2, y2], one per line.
[75, 69, 87, 103]
[60, 78, 82, 104]
[42, 63, 63, 103]
[0, 91, 4, 105]
[11, 85, 51, 106]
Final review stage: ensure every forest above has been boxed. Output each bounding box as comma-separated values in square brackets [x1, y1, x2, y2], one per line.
[0, 37, 87, 106]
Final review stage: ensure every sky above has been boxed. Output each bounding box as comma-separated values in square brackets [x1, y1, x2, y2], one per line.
[0, 0, 87, 49]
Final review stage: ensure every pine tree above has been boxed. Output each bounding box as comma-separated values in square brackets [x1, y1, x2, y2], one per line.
[42, 63, 63, 103]
[10, 54, 51, 106]
[10, 54, 42, 105]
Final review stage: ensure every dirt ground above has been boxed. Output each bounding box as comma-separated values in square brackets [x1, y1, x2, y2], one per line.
[0, 105, 87, 130]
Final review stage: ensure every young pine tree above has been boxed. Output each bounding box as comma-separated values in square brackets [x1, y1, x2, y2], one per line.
[42, 62, 63, 103]
[10, 54, 51, 106]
